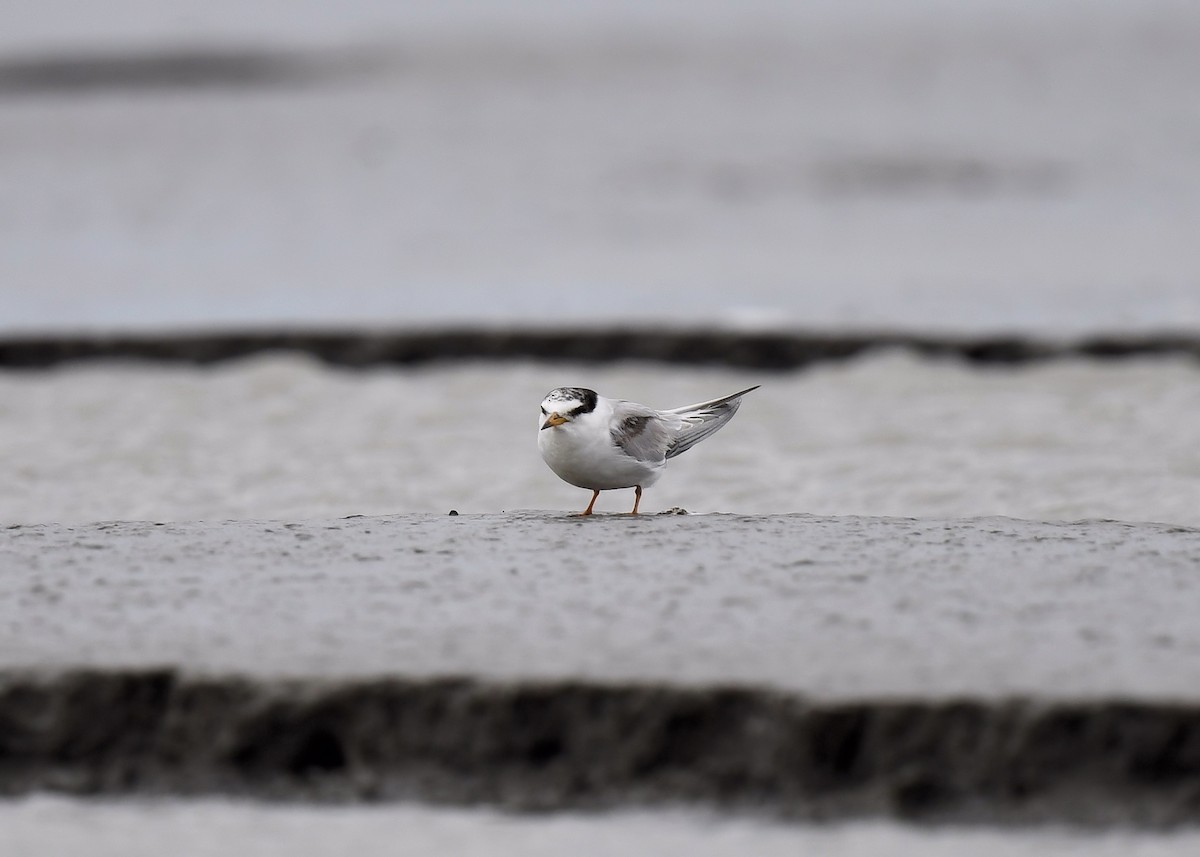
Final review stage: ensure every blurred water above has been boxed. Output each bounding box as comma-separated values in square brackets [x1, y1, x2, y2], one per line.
[3, 354, 1198, 525]
[3, 0, 1198, 333]
[6, 797, 1200, 857]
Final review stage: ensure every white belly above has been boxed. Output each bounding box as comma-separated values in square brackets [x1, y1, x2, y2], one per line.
[539, 425, 664, 490]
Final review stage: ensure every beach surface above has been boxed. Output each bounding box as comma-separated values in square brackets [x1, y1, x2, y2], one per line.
[3, 512, 1199, 827]
[5, 512, 1199, 697]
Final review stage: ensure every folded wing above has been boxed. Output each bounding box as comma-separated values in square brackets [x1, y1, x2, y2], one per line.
[610, 403, 675, 463]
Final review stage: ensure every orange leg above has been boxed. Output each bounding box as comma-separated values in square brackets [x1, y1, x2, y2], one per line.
[630, 485, 643, 515]
[579, 489, 600, 516]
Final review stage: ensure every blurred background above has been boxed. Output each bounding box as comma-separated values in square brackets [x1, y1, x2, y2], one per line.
[5, 0, 1199, 332]
[3, 0, 1199, 523]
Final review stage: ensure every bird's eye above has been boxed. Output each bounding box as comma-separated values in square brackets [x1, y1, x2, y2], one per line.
[540, 406, 547, 415]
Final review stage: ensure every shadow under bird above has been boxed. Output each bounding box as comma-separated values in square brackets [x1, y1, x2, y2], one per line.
[537, 385, 760, 515]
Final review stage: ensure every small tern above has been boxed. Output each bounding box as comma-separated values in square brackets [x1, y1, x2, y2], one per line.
[538, 385, 759, 515]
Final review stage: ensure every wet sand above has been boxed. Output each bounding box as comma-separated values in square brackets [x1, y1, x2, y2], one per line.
[3, 513, 1198, 824]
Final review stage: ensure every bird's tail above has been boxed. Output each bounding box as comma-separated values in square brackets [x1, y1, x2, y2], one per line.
[664, 385, 760, 459]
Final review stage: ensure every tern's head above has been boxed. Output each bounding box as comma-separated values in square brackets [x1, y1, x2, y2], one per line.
[539, 387, 599, 430]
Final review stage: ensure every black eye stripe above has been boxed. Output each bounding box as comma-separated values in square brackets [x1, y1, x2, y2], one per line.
[540, 406, 548, 415]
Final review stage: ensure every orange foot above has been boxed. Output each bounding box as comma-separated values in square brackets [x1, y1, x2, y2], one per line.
[574, 489, 600, 516]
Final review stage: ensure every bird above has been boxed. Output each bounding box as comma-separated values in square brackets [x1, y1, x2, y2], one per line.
[537, 385, 759, 515]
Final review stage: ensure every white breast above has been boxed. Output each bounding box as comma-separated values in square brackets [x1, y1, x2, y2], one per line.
[538, 407, 665, 491]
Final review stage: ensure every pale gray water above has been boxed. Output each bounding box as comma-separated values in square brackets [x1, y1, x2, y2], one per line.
[3, 354, 1198, 526]
[3, 1, 1198, 332]
[5, 798, 1200, 857]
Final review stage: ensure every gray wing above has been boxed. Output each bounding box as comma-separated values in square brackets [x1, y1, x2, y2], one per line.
[610, 402, 676, 463]
[663, 385, 760, 459]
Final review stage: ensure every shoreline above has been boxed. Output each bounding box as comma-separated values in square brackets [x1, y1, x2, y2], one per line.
[3, 328, 1200, 370]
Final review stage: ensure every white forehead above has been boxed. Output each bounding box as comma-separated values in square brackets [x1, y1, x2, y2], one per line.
[542, 393, 582, 410]
[541, 386, 593, 411]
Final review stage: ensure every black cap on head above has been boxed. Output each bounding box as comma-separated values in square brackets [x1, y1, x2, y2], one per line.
[545, 387, 598, 416]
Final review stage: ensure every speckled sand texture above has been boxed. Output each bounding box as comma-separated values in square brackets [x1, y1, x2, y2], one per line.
[4, 513, 1199, 696]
